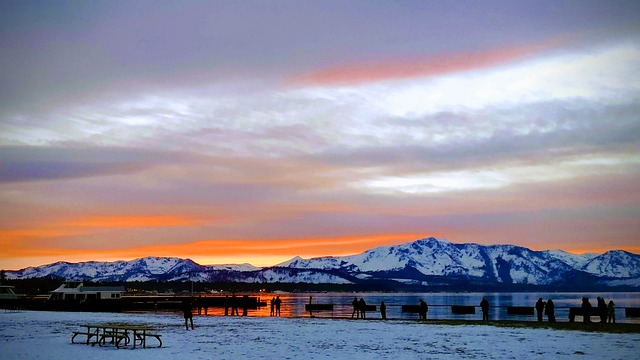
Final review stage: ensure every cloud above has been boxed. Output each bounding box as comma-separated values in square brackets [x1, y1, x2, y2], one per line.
[290, 37, 570, 86]
[0, 145, 187, 183]
[2, 3, 640, 269]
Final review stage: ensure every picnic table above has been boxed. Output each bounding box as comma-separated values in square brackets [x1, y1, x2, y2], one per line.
[71, 323, 162, 349]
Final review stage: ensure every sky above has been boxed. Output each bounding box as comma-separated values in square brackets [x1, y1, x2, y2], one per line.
[1, 0, 640, 270]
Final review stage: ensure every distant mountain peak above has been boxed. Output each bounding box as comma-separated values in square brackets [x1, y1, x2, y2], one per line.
[5, 237, 639, 289]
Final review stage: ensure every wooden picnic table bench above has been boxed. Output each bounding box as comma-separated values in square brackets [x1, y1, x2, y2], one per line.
[71, 323, 162, 349]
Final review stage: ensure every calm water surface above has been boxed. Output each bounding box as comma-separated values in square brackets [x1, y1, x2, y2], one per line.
[196, 292, 640, 323]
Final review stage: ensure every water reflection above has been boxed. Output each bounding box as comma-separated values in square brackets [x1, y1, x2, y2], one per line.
[193, 292, 640, 323]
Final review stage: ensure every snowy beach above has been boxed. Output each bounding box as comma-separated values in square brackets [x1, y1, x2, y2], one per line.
[2, 310, 639, 360]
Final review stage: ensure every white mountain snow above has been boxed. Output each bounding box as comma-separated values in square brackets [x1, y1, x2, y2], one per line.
[278, 237, 640, 286]
[5, 237, 639, 287]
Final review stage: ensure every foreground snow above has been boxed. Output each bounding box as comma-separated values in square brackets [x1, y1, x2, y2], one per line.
[1, 311, 638, 359]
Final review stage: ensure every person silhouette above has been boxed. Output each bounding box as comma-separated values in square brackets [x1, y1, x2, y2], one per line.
[480, 297, 489, 321]
[351, 297, 359, 319]
[270, 297, 275, 316]
[380, 301, 387, 320]
[545, 299, 555, 322]
[581, 297, 592, 323]
[607, 300, 615, 323]
[196, 295, 203, 315]
[182, 299, 194, 330]
[274, 296, 282, 316]
[231, 293, 239, 316]
[359, 298, 367, 319]
[597, 297, 607, 323]
[242, 295, 249, 316]
[418, 299, 428, 320]
[535, 298, 545, 322]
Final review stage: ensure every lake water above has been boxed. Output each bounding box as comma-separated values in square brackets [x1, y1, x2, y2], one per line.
[196, 292, 640, 323]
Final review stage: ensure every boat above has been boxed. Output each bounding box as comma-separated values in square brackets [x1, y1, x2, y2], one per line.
[0, 285, 23, 310]
[0, 285, 19, 300]
[1, 281, 126, 312]
[3, 281, 265, 313]
[48, 281, 125, 301]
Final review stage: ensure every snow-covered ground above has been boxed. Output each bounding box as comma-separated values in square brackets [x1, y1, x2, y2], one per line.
[1, 310, 638, 359]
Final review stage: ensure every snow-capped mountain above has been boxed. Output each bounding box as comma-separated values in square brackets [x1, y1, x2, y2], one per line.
[579, 250, 640, 278]
[5, 237, 639, 289]
[7, 257, 260, 282]
[277, 237, 640, 287]
[279, 238, 575, 285]
[541, 250, 598, 269]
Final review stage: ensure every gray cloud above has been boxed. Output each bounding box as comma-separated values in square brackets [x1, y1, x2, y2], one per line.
[306, 100, 640, 172]
[0, 145, 186, 183]
[2, 1, 639, 113]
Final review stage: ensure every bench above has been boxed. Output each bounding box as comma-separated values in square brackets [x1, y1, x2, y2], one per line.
[625, 307, 640, 317]
[305, 303, 334, 317]
[131, 331, 162, 348]
[305, 304, 334, 311]
[451, 305, 476, 314]
[401, 305, 421, 313]
[100, 329, 130, 348]
[71, 331, 99, 345]
[507, 306, 534, 315]
[71, 324, 162, 349]
[568, 307, 604, 322]
[360, 305, 376, 312]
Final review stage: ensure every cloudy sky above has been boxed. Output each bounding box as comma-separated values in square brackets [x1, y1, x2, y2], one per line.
[1, 1, 640, 270]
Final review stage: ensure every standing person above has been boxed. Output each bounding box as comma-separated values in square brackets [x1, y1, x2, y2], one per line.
[535, 298, 545, 322]
[224, 295, 229, 316]
[270, 297, 275, 316]
[231, 293, 239, 316]
[196, 295, 203, 315]
[597, 297, 607, 323]
[380, 301, 387, 320]
[607, 300, 616, 323]
[418, 299, 428, 320]
[182, 299, 194, 330]
[359, 298, 367, 319]
[351, 297, 360, 319]
[480, 297, 489, 321]
[242, 295, 249, 316]
[274, 295, 282, 316]
[581, 297, 592, 323]
[545, 299, 555, 322]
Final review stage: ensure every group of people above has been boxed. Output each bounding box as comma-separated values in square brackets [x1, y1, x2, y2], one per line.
[223, 294, 245, 316]
[181, 294, 285, 329]
[535, 298, 556, 322]
[195, 295, 209, 315]
[579, 296, 615, 323]
[269, 296, 283, 316]
[351, 297, 368, 319]
[351, 298, 429, 320]
[181, 295, 619, 329]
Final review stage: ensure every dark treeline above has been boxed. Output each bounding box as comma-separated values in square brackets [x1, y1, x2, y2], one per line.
[4, 277, 385, 295]
[4, 276, 637, 296]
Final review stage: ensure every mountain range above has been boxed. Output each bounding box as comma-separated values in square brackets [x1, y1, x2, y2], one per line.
[6, 237, 640, 290]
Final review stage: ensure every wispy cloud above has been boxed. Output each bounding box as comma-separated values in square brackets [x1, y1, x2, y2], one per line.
[290, 37, 571, 86]
[1, 2, 640, 269]
[0, 145, 190, 183]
